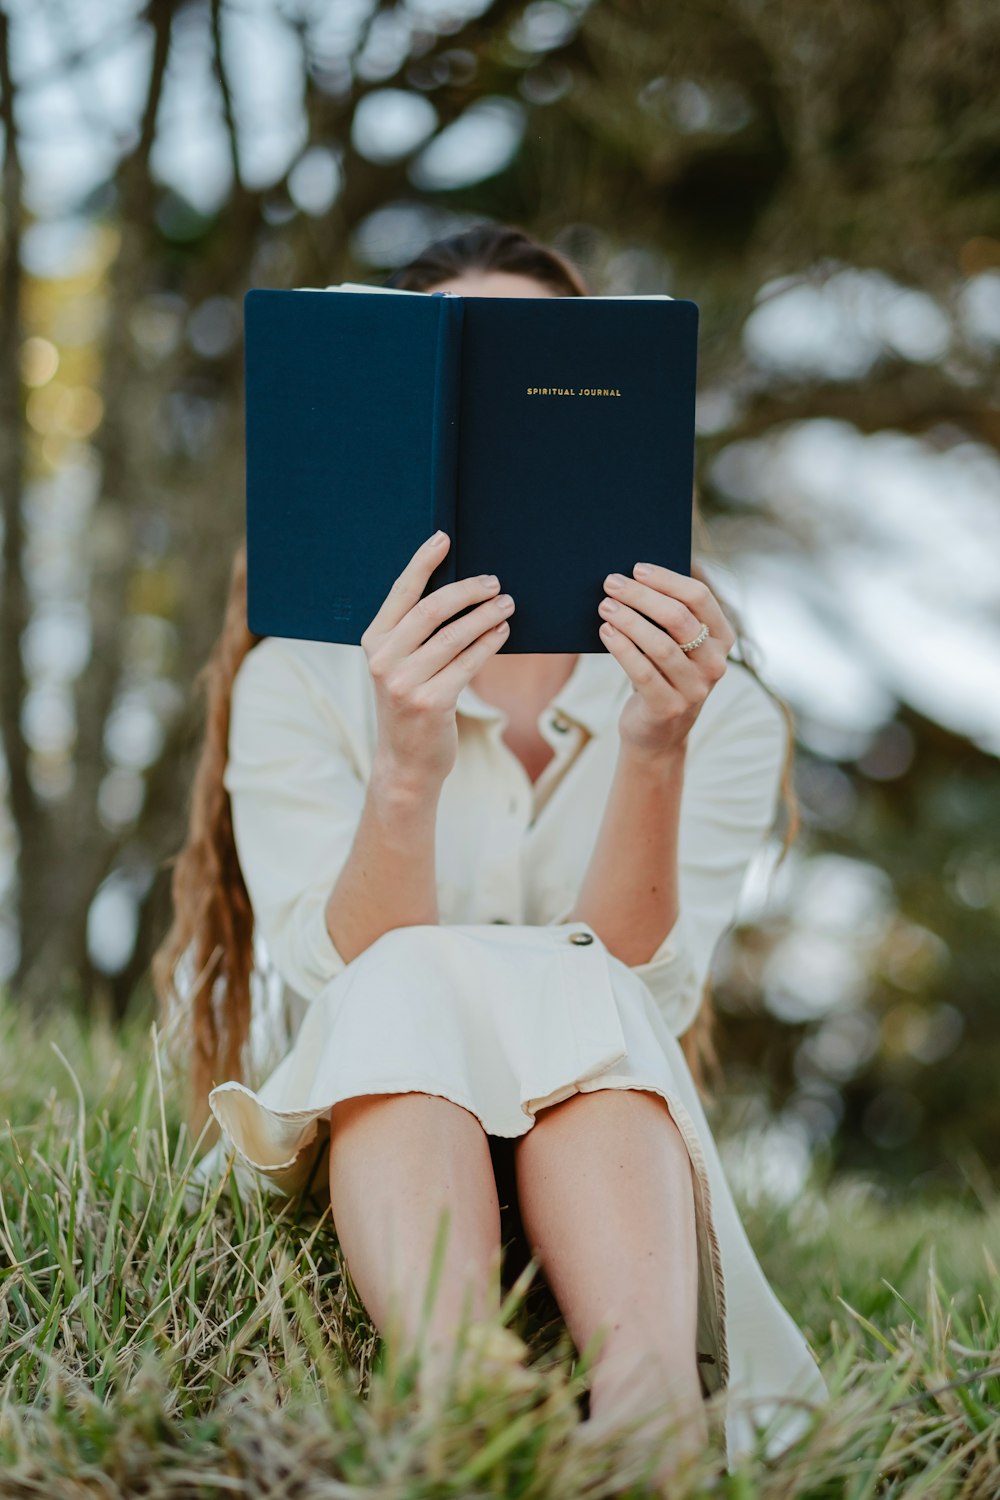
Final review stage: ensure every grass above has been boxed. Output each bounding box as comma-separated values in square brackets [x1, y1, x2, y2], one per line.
[1, 991, 999, 1498]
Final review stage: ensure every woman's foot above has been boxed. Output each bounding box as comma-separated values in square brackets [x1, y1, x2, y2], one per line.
[571, 1387, 710, 1492]
[414, 1320, 537, 1415]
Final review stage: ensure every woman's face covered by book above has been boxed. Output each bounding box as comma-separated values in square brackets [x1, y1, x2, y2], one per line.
[423, 270, 558, 300]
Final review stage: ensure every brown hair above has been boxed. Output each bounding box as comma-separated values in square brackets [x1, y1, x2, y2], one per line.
[153, 222, 801, 1142]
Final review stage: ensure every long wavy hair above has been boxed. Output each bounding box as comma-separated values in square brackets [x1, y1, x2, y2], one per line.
[153, 222, 801, 1143]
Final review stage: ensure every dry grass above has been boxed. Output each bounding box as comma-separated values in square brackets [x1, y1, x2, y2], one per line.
[1, 992, 998, 1498]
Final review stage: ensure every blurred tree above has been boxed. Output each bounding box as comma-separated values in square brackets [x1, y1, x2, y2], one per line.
[0, 0, 997, 1188]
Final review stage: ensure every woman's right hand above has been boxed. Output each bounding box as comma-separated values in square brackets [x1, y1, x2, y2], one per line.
[360, 530, 515, 789]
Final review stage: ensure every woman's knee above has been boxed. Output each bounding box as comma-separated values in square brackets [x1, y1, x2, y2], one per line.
[328, 1091, 500, 1221]
[514, 1087, 697, 1227]
[329, 1089, 482, 1136]
[519, 1084, 680, 1149]
[329, 1092, 385, 1131]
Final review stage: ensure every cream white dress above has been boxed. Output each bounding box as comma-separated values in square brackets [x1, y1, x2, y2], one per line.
[195, 635, 829, 1466]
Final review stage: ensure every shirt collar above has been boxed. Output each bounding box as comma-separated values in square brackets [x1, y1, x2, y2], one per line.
[456, 652, 629, 737]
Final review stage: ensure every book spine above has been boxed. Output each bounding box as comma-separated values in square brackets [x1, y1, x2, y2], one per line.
[426, 294, 464, 592]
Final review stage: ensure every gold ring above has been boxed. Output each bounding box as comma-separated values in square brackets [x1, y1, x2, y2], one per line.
[679, 622, 709, 653]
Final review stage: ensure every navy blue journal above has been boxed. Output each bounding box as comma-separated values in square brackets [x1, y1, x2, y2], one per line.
[244, 284, 699, 653]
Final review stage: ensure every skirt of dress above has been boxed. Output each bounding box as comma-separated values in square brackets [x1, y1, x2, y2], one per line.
[197, 919, 829, 1468]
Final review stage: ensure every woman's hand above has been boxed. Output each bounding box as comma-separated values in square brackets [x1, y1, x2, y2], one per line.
[361, 530, 515, 789]
[597, 562, 737, 760]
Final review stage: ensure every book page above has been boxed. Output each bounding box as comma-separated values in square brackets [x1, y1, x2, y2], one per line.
[317, 282, 674, 300]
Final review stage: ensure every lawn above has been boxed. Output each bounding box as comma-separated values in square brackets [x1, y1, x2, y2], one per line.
[1, 992, 998, 1498]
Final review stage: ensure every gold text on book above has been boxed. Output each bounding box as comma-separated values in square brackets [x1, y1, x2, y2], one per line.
[526, 387, 622, 397]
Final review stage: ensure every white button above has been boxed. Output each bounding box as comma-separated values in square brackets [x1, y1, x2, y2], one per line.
[551, 714, 572, 733]
[568, 931, 594, 945]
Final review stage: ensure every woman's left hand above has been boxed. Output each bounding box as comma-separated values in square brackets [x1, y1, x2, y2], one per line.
[598, 562, 737, 759]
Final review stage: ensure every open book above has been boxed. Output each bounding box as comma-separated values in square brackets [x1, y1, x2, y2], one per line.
[244, 282, 699, 653]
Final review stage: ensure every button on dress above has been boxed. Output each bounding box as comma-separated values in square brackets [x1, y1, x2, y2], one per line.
[195, 637, 829, 1466]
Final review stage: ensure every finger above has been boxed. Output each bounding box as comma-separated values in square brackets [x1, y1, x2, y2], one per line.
[599, 620, 682, 704]
[417, 617, 511, 707]
[368, 546, 508, 662]
[598, 600, 706, 693]
[604, 571, 707, 647]
[627, 564, 735, 646]
[364, 530, 455, 641]
[391, 590, 515, 688]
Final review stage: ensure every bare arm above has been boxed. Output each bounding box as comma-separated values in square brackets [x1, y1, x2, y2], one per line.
[565, 560, 738, 964]
[323, 528, 515, 965]
[323, 758, 442, 966]
[564, 743, 686, 966]
[226, 533, 511, 998]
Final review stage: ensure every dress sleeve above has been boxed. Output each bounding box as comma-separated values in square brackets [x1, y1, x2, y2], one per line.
[542, 668, 788, 1035]
[631, 668, 788, 1035]
[223, 640, 366, 1002]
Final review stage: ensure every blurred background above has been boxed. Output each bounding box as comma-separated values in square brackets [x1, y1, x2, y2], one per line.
[1, 0, 998, 1202]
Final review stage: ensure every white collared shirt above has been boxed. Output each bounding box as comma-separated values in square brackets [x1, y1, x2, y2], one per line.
[223, 638, 787, 1037]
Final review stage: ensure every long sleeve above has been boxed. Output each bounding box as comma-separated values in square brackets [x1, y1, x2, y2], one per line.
[639, 670, 787, 1034]
[223, 639, 367, 1001]
[586, 668, 788, 1037]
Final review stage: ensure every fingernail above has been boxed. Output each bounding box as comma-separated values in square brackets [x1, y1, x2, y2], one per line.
[429, 529, 446, 544]
[605, 573, 626, 589]
[633, 562, 650, 576]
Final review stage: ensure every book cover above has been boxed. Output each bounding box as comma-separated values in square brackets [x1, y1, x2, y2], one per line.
[244, 285, 699, 653]
[244, 287, 464, 645]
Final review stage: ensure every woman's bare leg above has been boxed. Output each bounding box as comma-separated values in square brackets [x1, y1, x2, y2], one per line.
[514, 1088, 708, 1481]
[328, 1091, 503, 1396]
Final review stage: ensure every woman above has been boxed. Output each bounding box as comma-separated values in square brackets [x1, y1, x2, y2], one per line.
[154, 224, 828, 1483]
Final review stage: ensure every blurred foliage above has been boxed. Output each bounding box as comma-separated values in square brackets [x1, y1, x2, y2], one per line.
[0, 0, 998, 1191]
